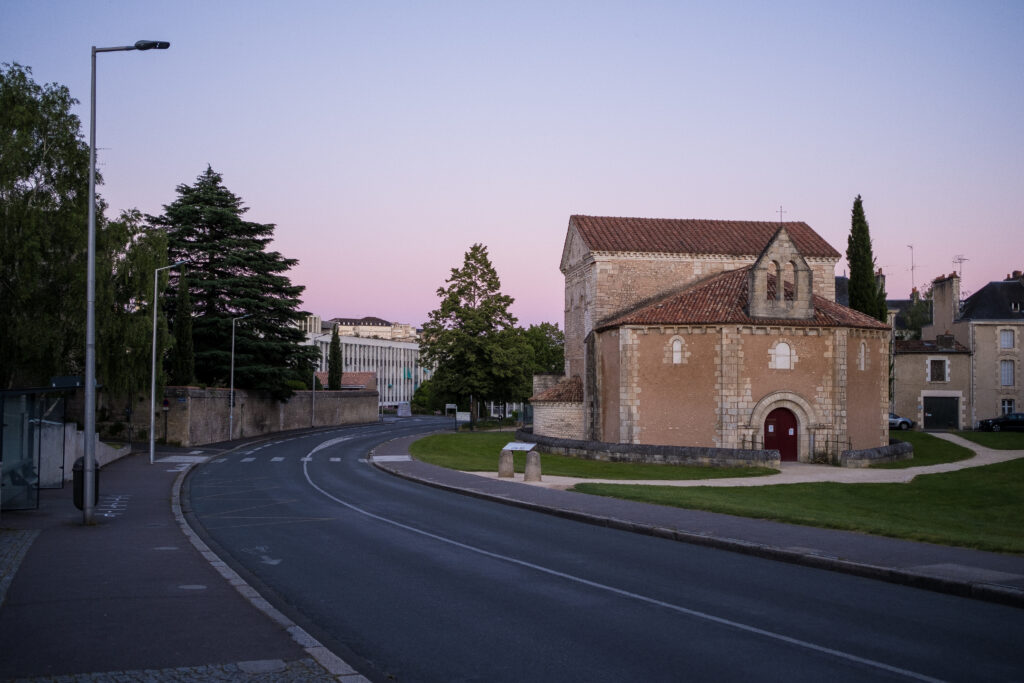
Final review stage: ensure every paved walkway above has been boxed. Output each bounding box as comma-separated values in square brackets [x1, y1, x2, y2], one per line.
[0, 438, 363, 683]
[466, 433, 1024, 488]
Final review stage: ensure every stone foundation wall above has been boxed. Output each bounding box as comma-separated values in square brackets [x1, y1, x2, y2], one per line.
[516, 429, 780, 468]
[839, 440, 913, 468]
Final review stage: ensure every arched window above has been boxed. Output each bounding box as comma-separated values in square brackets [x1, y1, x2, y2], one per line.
[774, 342, 792, 370]
[672, 338, 683, 364]
[858, 341, 867, 371]
[768, 261, 781, 300]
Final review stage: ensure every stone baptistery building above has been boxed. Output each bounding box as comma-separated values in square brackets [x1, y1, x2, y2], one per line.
[531, 215, 890, 462]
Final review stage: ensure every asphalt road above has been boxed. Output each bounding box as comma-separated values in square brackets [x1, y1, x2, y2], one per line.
[184, 418, 1024, 682]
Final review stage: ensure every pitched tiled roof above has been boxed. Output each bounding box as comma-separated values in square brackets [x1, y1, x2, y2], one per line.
[895, 339, 970, 354]
[570, 215, 841, 259]
[531, 376, 583, 403]
[598, 267, 889, 330]
[959, 279, 1024, 320]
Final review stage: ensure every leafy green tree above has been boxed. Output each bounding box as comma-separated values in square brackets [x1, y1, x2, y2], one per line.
[169, 267, 195, 385]
[151, 167, 318, 399]
[420, 244, 520, 426]
[0, 63, 92, 387]
[95, 209, 170, 397]
[903, 287, 932, 339]
[327, 325, 342, 390]
[846, 195, 887, 322]
[523, 322, 565, 375]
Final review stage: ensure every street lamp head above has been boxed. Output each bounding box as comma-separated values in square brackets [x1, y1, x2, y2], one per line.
[135, 40, 170, 50]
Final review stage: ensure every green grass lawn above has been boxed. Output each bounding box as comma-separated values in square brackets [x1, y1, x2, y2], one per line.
[574, 458, 1024, 554]
[954, 430, 1024, 450]
[408, 432, 778, 480]
[874, 430, 974, 468]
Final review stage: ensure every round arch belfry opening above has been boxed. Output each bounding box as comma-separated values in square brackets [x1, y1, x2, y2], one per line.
[748, 391, 817, 462]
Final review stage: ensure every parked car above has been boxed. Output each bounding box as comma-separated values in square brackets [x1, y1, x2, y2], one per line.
[888, 413, 914, 430]
[977, 413, 1024, 432]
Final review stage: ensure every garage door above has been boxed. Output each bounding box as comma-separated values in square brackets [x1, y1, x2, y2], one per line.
[923, 397, 959, 430]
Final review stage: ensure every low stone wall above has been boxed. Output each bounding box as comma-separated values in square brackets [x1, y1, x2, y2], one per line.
[515, 429, 780, 468]
[839, 439, 914, 468]
[164, 386, 379, 447]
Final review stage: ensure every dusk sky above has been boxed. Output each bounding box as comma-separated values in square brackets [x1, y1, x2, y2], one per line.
[4, 1, 1022, 328]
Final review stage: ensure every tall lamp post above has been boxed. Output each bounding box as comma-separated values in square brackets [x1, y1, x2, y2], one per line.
[311, 333, 331, 427]
[149, 261, 186, 464]
[84, 39, 170, 524]
[229, 315, 252, 440]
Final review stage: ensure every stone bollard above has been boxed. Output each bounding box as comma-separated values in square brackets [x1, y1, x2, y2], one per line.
[498, 449, 514, 478]
[524, 450, 542, 482]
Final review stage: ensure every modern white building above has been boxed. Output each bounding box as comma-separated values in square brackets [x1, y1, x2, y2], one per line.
[306, 319, 430, 407]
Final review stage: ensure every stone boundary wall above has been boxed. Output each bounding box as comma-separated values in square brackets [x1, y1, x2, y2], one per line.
[839, 440, 914, 468]
[515, 429, 780, 468]
[165, 386, 379, 447]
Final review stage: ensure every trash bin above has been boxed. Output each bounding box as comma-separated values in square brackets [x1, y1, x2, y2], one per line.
[72, 457, 99, 511]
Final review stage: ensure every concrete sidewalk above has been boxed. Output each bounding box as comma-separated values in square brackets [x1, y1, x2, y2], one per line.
[370, 433, 1024, 608]
[0, 443, 364, 682]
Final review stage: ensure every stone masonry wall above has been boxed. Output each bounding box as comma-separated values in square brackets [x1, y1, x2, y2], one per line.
[163, 387, 379, 447]
[533, 401, 586, 441]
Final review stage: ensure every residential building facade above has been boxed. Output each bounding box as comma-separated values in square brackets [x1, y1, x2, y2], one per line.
[923, 271, 1024, 426]
[892, 336, 972, 429]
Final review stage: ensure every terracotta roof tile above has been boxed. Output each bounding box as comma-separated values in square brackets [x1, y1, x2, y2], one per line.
[314, 371, 377, 389]
[598, 267, 889, 330]
[531, 376, 583, 403]
[571, 215, 841, 259]
[895, 339, 970, 354]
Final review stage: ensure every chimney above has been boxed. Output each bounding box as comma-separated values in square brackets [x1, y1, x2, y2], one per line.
[1014, 270, 1022, 280]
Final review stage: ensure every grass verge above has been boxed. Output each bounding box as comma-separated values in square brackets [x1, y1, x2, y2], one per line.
[574, 458, 1024, 554]
[874, 431, 974, 468]
[408, 432, 778, 480]
[954, 431, 1024, 450]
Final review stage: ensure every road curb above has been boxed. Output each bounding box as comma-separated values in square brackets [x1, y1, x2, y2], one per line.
[170, 448, 370, 682]
[371, 457, 1024, 610]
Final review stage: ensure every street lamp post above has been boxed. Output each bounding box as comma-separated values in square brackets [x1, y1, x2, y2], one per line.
[84, 39, 170, 524]
[229, 315, 252, 440]
[149, 261, 186, 465]
[311, 333, 331, 427]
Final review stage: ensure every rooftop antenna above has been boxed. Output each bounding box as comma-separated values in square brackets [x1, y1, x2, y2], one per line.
[952, 254, 968, 284]
[907, 244, 916, 294]
[776, 205, 787, 225]
[953, 254, 970, 305]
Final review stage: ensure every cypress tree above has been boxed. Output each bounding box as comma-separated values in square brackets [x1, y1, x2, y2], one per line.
[328, 325, 342, 390]
[846, 195, 887, 322]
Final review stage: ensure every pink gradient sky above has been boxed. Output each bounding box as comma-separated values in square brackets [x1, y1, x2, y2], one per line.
[4, 1, 1023, 328]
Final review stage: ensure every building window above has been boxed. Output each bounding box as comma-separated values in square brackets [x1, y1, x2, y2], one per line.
[1002, 399, 1016, 415]
[672, 339, 683, 364]
[1001, 329, 1015, 349]
[858, 341, 867, 371]
[1001, 360, 1015, 386]
[773, 342, 792, 370]
[928, 358, 948, 383]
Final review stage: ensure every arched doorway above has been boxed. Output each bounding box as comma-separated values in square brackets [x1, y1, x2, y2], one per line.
[764, 407, 798, 461]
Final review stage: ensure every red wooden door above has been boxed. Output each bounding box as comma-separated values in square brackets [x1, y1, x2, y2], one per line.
[764, 408, 798, 461]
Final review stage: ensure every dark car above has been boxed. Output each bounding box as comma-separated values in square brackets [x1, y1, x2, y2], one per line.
[977, 413, 1024, 432]
[888, 413, 914, 430]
